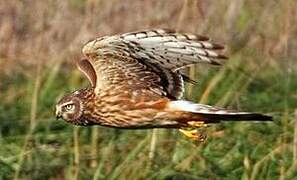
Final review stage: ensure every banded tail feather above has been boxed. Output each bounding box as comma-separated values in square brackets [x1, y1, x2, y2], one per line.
[168, 100, 272, 123]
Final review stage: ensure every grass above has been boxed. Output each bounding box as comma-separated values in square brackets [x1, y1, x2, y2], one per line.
[1, 63, 295, 179]
[0, 0, 297, 179]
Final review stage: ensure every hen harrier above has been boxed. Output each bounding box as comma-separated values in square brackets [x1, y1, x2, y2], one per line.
[55, 29, 272, 140]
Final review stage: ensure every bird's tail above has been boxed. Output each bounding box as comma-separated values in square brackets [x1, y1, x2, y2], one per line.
[168, 100, 272, 123]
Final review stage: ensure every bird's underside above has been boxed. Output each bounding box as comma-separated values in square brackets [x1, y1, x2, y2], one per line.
[56, 29, 272, 141]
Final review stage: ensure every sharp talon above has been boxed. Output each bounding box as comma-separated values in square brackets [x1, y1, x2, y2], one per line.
[179, 129, 199, 139]
[179, 129, 207, 142]
[179, 121, 208, 141]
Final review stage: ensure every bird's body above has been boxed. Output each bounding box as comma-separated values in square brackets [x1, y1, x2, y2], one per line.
[56, 29, 272, 139]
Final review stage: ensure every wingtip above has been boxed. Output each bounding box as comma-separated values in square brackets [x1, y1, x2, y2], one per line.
[212, 43, 225, 50]
[76, 59, 97, 87]
[217, 54, 229, 59]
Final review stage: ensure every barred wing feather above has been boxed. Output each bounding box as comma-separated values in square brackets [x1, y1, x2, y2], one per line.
[119, 29, 227, 69]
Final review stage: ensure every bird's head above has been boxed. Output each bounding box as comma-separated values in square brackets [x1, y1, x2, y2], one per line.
[55, 89, 89, 124]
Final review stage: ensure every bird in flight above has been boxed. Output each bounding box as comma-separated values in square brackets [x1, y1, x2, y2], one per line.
[55, 29, 272, 140]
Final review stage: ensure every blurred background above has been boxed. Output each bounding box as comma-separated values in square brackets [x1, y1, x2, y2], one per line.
[0, 0, 297, 179]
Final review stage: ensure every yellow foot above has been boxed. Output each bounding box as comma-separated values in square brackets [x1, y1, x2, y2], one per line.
[179, 129, 207, 142]
[179, 121, 208, 141]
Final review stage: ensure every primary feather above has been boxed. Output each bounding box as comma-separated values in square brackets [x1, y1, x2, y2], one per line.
[119, 29, 228, 69]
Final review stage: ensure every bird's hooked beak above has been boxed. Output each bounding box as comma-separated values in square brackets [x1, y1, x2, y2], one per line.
[55, 107, 62, 120]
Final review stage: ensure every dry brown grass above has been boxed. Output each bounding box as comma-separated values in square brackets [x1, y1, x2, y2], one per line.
[1, 0, 296, 75]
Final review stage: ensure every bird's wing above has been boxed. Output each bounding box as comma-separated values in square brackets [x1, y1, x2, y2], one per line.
[119, 29, 227, 69]
[80, 29, 227, 99]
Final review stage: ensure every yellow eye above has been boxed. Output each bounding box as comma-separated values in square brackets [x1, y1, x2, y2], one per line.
[64, 104, 74, 111]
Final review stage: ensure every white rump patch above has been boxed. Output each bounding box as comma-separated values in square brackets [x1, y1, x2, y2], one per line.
[168, 100, 249, 115]
[168, 100, 199, 112]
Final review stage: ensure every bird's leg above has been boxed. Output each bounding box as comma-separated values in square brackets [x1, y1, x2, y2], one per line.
[179, 121, 208, 141]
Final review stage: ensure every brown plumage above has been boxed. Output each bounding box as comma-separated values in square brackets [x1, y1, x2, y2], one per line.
[55, 29, 272, 138]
